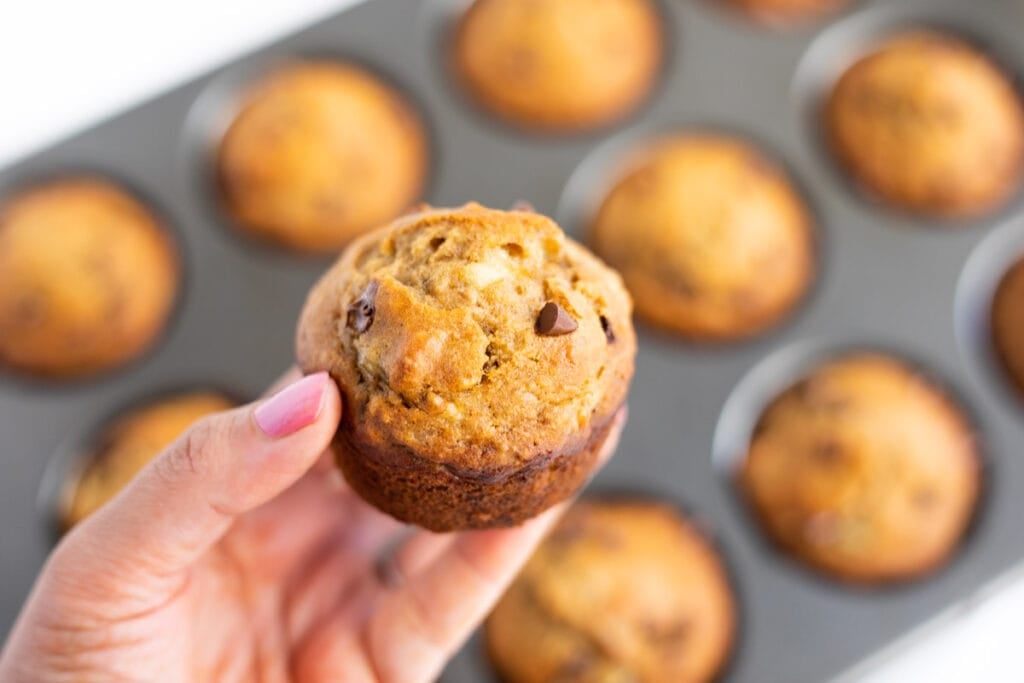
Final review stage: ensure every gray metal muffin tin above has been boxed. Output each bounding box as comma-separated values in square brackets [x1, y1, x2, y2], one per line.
[3, 0, 1024, 680]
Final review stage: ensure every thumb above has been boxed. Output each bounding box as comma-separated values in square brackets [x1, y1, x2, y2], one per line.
[54, 371, 340, 601]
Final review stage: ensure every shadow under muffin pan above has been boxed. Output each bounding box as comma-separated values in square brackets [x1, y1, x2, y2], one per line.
[2, 0, 1024, 681]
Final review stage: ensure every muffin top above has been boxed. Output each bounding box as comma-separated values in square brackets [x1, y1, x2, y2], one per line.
[485, 499, 736, 683]
[62, 391, 234, 528]
[992, 257, 1024, 397]
[452, 0, 662, 131]
[740, 354, 980, 583]
[218, 60, 428, 252]
[0, 177, 178, 378]
[590, 134, 814, 339]
[826, 32, 1024, 217]
[296, 203, 635, 474]
[725, 0, 850, 26]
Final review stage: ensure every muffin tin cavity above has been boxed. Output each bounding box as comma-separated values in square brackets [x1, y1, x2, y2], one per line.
[0, 174, 182, 382]
[559, 124, 818, 340]
[792, 4, 1024, 226]
[955, 216, 1024, 411]
[715, 340, 985, 586]
[422, 0, 672, 137]
[37, 387, 240, 538]
[183, 53, 433, 256]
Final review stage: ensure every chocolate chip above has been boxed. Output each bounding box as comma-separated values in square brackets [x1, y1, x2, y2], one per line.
[509, 200, 535, 213]
[599, 315, 615, 343]
[536, 302, 577, 336]
[347, 280, 379, 334]
[813, 439, 844, 465]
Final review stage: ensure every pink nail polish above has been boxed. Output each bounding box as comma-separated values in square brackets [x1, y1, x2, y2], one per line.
[254, 372, 330, 438]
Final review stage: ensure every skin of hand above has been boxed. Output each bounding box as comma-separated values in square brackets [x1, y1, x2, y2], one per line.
[0, 370, 624, 683]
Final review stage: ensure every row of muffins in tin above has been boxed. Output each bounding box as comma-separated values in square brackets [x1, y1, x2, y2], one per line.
[51, 348, 977, 681]
[4, 9, 1024, 376]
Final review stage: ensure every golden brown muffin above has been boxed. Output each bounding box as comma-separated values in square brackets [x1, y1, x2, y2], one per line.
[589, 133, 814, 340]
[991, 257, 1024, 397]
[218, 60, 429, 253]
[61, 391, 234, 528]
[452, 0, 663, 131]
[485, 499, 736, 683]
[0, 178, 179, 378]
[725, 0, 850, 26]
[296, 203, 636, 531]
[740, 354, 981, 584]
[825, 32, 1024, 217]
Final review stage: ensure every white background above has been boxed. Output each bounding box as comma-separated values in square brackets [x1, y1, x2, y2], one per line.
[0, 1, 1020, 680]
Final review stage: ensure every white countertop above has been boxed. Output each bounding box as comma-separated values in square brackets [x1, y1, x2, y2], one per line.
[0, 2, 1018, 680]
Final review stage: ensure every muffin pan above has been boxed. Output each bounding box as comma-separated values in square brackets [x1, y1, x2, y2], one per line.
[3, 0, 1024, 680]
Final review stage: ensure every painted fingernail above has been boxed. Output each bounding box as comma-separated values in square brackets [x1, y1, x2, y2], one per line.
[254, 372, 330, 438]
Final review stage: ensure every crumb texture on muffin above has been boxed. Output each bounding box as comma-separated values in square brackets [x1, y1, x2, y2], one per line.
[0, 177, 179, 378]
[992, 257, 1024, 397]
[740, 354, 980, 584]
[453, 0, 663, 130]
[826, 32, 1024, 217]
[297, 203, 635, 529]
[62, 391, 234, 528]
[485, 499, 736, 683]
[590, 133, 814, 340]
[218, 60, 429, 252]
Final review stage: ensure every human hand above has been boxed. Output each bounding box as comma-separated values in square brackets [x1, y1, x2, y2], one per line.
[0, 370, 624, 682]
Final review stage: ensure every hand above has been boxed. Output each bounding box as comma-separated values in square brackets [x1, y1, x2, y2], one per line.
[0, 370, 624, 682]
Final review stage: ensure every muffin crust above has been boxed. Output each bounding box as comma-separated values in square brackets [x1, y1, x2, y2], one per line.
[992, 257, 1024, 398]
[740, 354, 981, 584]
[826, 32, 1024, 217]
[452, 0, 663, 131]
[297, 203, 635, 530]
[62, 391, 234, 528]
[590, 133, 814, 340]
[486, 499, 736, 682]
[0, 177, 178, 378]
[218, 60, 429, 252]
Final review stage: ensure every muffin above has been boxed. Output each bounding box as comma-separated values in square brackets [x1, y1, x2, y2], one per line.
[725, 0, 850, 26]
[740, 354, 981, 584]
[61, 391, 234, 528]
[218, 60, 429, 253]
[452, 0, 662, 131]
[0, 177, 179, 378]
[589, 133, 814, 340]
[825, 32, 1024, 217]
[991, 257, 1024, 397]
[485, 499, 736, 683]
[296, 203, 635, 531]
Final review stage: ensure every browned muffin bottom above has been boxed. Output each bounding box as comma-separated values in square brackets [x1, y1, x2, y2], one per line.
[452, 0, 663, 131]
[740, 354, 981, 584]
[589, 133, 815, 340]
[0, 177, 179, 378]
[485, 499, 736, 683]
[724, 0, 850, 25]
[992, 257, 1024, 398]
[825, 31, 1024, 217]
[61, 391, 234, 529]
[218, 60, 429, 253]
[296, 203, 636, 531]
